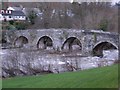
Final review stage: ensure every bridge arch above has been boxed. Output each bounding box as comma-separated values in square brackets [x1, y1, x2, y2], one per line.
[61, 37, 82, 52]
[37, 36, 53, 50]
[14, 36, 28, 48]
[93, 41, 118, 57]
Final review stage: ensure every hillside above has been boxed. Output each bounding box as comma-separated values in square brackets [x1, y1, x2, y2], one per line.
[2, 64, 118, 88]
[2, 2, 118, 32]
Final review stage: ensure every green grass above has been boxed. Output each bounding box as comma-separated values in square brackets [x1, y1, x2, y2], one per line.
[2, 64, 118, 88]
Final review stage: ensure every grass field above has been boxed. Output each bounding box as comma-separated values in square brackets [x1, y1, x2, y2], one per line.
[2, 64, 118, 88]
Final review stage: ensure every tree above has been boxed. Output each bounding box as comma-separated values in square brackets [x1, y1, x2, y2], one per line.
[28, 10, 37, 25]
[22, 2, 117, 32]
[14, 21, 28, 30]
[99, 19, 108, 31]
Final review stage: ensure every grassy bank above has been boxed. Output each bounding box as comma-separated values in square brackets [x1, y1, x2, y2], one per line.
[2, 64, 118, 88]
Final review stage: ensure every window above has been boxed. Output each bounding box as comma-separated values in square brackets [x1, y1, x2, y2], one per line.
[9, 16, 11, 18]
[1, 10, 4, 13]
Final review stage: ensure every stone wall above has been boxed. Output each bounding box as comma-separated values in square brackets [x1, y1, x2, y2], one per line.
[1, 49, 118, 78]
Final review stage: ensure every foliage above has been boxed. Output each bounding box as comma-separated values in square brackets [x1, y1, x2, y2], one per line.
[2, 24, 16, 30]
[22, 2, 117, 32]
[14, 21, 28, 30]
[28, 10, 37, 25]
[98, 19, 108, 31]
[1, 2, 118, 32]
[2, 21, 28, 30]
[7, 25, 16, 30]
[2, 64, 118, 88]
[9, 20, 14, 25]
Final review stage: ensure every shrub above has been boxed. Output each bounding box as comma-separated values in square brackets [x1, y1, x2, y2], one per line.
[28, 10, 37, 25]
[8, 25, 16, 30]
[14, 21, 28, 30]
[98, 20, 108, 31]
[9, 20, 14, 25]
[2, 24, 16, 30]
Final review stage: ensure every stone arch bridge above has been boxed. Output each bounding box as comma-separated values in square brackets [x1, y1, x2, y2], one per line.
[1, 29, 119, 56]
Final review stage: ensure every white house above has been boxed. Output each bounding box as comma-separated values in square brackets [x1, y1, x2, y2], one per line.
[11, 11, 26, 20]
[0, 10, 26, 21]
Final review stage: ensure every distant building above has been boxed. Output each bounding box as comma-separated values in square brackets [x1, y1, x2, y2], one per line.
[0, 10, 26, 21]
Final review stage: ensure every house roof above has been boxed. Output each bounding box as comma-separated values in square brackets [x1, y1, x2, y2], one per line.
[7, 7, 22, 11]
[12, 11, 25, 16]
[2, 11, 25, 16]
